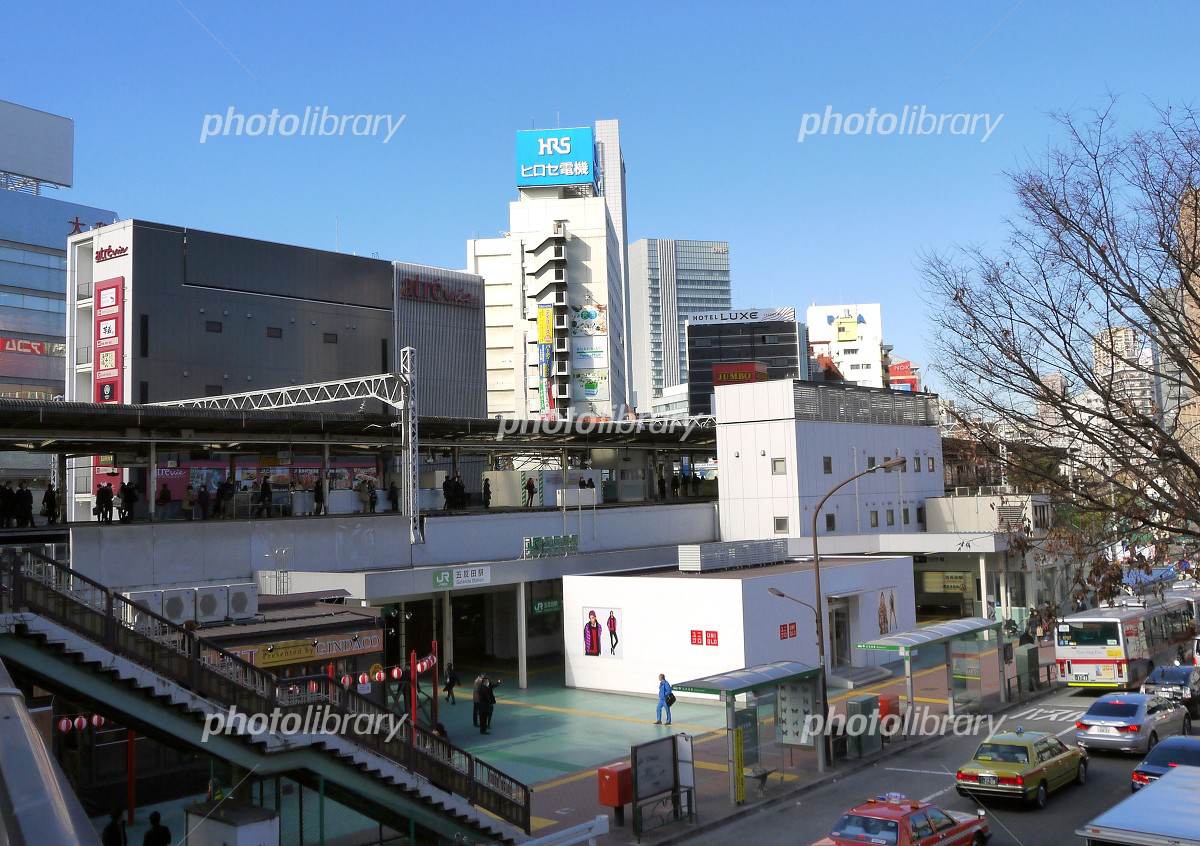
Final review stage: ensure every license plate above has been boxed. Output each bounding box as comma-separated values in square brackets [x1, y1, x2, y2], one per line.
[1092, 726, 1118, 735]
[978, 775, 998, 786]
[1073, 673, 1090, 681]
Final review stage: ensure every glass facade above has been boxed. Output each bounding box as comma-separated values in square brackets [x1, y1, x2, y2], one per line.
[686, 319, 805, 415]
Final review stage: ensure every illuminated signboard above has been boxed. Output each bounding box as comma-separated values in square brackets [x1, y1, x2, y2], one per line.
[516, 127, 596, 187]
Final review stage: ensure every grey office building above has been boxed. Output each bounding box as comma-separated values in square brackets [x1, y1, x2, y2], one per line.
[628, 239, 731, 410]
[65, 221, 486, 416]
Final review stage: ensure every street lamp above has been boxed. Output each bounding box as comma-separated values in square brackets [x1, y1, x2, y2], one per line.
[770, 454, 906, 773]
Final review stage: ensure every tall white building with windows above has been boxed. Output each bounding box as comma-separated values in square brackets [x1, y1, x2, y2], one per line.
[805, 303, 887, 388]
[467, 122, 629, 419]
[628, 238, 732, 411]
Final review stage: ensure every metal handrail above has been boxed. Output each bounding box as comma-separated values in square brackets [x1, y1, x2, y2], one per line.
[0, 548, 531, 833]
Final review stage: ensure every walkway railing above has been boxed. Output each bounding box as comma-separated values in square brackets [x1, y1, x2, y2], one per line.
[0, 547, 531, 833]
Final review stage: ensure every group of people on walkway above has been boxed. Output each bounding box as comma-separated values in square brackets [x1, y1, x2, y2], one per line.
[442, 473, 469, 510]
[471, 673, 502, 734]
[656, 471, 701, 500]
[93, 481, 139, 524]
[0, 480, 58, 528]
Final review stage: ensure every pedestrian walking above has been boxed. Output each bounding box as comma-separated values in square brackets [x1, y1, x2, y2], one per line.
[313, 478, 326, 516]
[478, 674, 497, 734]
[255, 476, 273, 518]
[388, 480, 399, 512]
[657, 472, 667, 501]
[142, 810, 171, 846]
[183, 485, 195, 520]
[196, 484, 210, 520]
[472, 673, 484, 726]
[101, 808, 126, 846]
[156, 484, 171, 518]
[443, 663, 460, 704]
[42, 482, 59, 525]
[0, 481, 13, 528]
[655, 674, 674, 725]
[483, 478, 492, 509]
[670, 474, 680, 498]
[368, 480, 378, 513]
[15, 481, 33, 527]
[452, 473, 466, 508]
[524, 477, 536, 507]
[442, 475, 453, 511]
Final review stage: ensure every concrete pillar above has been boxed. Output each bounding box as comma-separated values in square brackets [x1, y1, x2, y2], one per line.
[903, 650, 914, 721]
[516, 582, 528, 690]
[55, 453, 67, 523]
[997, 631, 1009, 705]
[978, 553, 988, 618]
[441, 591, 453, 667]
[148, 441, 157, 520]
[945, 642, 955, 719]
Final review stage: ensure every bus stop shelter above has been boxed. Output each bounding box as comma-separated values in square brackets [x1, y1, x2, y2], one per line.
[855, 618, 1006, 718]
[674, 661, 820, 804]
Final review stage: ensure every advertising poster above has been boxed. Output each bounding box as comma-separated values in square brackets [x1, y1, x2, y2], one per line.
[93, 276, 124, 404]
[570, 335, 608, 370]
[776, 680, 817, 748]
[571, 370, 609, 402]
[537, 304, 555, 411]
[582, 607, 622, 658]
[569, 302, 607, 336]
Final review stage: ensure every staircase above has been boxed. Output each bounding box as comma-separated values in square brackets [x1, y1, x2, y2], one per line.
[0, 548, 531, 843]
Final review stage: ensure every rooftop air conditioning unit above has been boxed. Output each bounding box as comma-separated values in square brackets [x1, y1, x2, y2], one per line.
[226, 583, 259, 620]
[678, 539, 788, 573]
[120, 590, 162, 628]
[162, 588, 196, 626]
[195, 585, 229, 624]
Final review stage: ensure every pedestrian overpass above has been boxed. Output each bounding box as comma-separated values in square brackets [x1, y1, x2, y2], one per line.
[0, 547, 531, 843]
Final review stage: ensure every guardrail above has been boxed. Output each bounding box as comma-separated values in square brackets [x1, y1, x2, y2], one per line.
[0, 547, 531, 833]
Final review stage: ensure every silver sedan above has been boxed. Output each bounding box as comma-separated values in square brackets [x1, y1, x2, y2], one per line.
[1075, 693, 1191, 754]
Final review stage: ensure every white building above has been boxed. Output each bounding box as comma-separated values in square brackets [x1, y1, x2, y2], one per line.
[467, 123, 629, 419]
[715, 379, 943, 541]
[806, 303, 887, 388]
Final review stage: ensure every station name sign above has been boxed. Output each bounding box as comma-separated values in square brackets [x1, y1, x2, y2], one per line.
[398, 276, 479, 308]
[689, 307, 796, 326]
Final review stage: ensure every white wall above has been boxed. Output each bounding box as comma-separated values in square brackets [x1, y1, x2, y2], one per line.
[562, 556, 916, 696]
[563, 574, 745, 697]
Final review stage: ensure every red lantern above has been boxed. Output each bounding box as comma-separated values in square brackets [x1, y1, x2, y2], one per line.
[90, 714, 106, 729]
[340, 674, 352, 688]
[57, 717, 72, 733]
[73, 716, 87, 731]
[358, 672, 369, 686]
[374, 670, 385, 683]
[390, 667, 402, 680]
[307, 680, 320, 694]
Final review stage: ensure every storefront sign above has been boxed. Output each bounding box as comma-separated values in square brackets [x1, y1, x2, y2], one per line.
[432, 566, 492, 589]
[713, 361, 768, 385]
[93, 276, 124, 403]
[398, 276, 479, 308]
[532, 598, 562, 615]
[523, 534, 579, 559]
[0, 337, 64, 356]
[515, 127, 595, 187]
[94, 244, 128, 262]
[941, 572, 966, 593]
[689, 308, 796, 325]
[690, 629, 719, 646]
[258, 640, 317, 668]
[778, 621, 798, 640]
[205, 629, 383, 669]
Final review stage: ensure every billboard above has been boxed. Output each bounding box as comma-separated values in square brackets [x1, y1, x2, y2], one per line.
[688, 307, 796, 326]
[572, 370, 609, 402]
[713, 361, 768, 385]
[537, 304, 555, 411]
[516, 127, 595, 187]
[569, 302, 607, 336]
[0, 100, 73, 187]
[93, 277, 124, 403]
[571, 335, 608, 370]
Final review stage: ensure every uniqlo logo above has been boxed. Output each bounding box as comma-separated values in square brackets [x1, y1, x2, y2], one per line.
[779, 625, 788, 640]
[705, 631, 718, 647]
[690, 630, 703, 645]
[788, 622, 797, 638]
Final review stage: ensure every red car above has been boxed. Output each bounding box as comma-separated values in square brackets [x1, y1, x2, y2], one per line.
[812, 793, 990, 845]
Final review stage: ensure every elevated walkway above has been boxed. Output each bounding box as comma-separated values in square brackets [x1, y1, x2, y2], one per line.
[0, 548, 531, 843]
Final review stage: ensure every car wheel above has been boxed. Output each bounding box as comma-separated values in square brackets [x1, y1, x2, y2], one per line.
[1032, 781, 1048, 809]
[1184, 717, 1192, 736]
[972, 835, 986, 846]
[1147, 731, 1159, 752]
[1076, 761, 1087, 785]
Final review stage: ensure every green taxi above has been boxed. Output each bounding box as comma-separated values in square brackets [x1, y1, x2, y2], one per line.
[955, 728, 1087, 808]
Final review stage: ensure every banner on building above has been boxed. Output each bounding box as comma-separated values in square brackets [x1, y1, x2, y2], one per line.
[93, 276, 124, 403]
[570, 335, 608, 370]
[571, 369, 609, 402]
[569, 302, 607, 336]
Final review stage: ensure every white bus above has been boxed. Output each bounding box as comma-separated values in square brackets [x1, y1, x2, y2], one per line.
[1055, 596, 1194, 689]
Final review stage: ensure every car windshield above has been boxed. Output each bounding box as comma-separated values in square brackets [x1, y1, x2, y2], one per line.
[974, 743, 1029, 764]
[1087, 701, 1140, 718]
[1058, 620, 1120, 647]
[1145, 742, 1200, 767]
[1146, 667, 1192, 685]
[830, 814, 899, 844]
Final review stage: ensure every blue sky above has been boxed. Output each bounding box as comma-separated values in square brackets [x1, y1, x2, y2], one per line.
[4, 2, 1196, 392]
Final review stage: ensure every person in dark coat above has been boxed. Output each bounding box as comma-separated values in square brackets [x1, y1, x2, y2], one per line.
[255, 477, 273, 518]
[15, 481, 34, 527]
[471, 673, 484, 726]
[197, 484, 210, 520]
[142, 810, 171, 846]
[101, 808, 126, 846]
[0, 481, 13, 527]
[42, 483, 59, 525]
[388, 480, 399, 512]
[483, 478, 492, 509]
[443, 663, 460, 704]
[442, 476, 453, 511]
[524, 477, 536, 507]
[478, 674, 497, 734]
[313, 478, 326, 516]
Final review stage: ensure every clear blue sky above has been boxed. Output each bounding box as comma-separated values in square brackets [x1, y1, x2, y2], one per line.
[4, 2, 1195, 392]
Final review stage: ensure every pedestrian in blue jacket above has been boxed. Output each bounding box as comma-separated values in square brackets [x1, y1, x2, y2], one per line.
[655, 674, 673, 725]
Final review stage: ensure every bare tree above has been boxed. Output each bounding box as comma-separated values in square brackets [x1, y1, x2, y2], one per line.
[925, 101, 1200, 566]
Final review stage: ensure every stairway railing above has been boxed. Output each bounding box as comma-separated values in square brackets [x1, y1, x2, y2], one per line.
[0, 548, 531, 833]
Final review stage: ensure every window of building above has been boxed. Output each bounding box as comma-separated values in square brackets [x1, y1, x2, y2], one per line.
[843, 347, 859, 355]
[927, 457, 935, 473]
[914, 454, 921, 473]
[205, 320, 223, 333]
[266, 326, 283, 338]
[774, 516, 789, 534]
[903, 507, 910, 525]
[822, 456, 832, 474]
[886, 509, 895, 526]
[917, 506, 925, 525]
[825, 513, 836, 532]
[1033, 503, 1051, 530]
[867, 456, 876, 469]
[139, 314, 149, 358]
[862, 363, 872, 369]
[323, 333, 338, 344]
[138, 381, 148, 404]
[771, 458, 786, 475]
[870, 510, 879, 528]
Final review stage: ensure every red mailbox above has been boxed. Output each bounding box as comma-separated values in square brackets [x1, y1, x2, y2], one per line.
[597, 761, 633, 808]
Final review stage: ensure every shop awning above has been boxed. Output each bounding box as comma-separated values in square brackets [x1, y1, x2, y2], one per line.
[855, 617, 1001, 656]
[672, 660, 820, 697]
